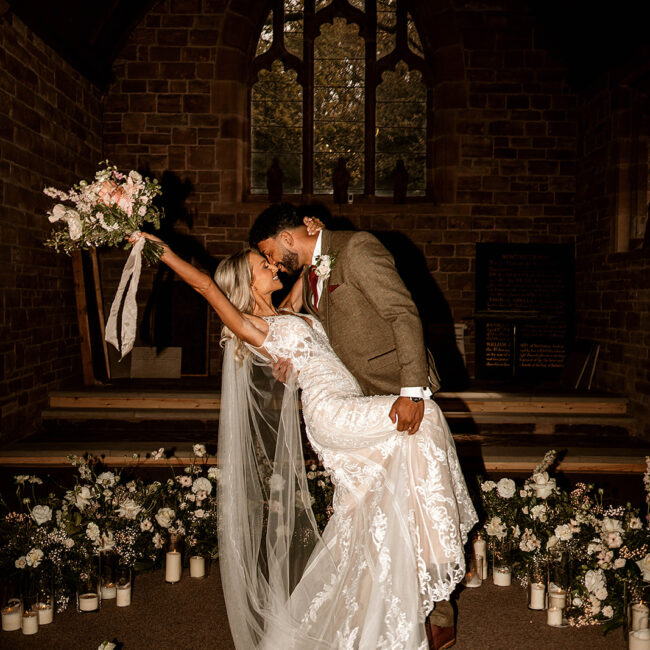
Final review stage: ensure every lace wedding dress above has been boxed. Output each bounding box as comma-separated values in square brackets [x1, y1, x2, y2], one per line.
[219, 313, 477, 650]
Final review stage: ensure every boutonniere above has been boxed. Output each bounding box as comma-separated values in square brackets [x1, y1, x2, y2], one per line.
[313, 251, 338, 280]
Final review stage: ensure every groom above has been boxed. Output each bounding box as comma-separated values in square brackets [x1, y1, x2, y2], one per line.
[249, 203, 455, 649]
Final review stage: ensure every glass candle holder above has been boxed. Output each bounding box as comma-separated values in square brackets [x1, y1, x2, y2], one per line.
[462, 553, 483, 588]
[165, 534, 183, 584]
[116, 566, 132, 607]
[35, 569, 54, 625]
[21, 573, 39, 636]
[1, 576, 23, 632]
[76, 556, 101, 613]
[492, 539, 512, 587]
[528, 560, 547, 610]
[100, 551, 117, 600]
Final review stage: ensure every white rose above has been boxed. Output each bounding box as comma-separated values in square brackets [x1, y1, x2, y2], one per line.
[15, 556, 27, 569]
[531, 472, 556, 499]
[554, 524, 573, 541]
[128, 170, 142, 183]
[601, 517, 623, 534]
[614, 558, 626, 569]
[595, 587, 608, 600]
[602, 605, 613, 618]
[31, 505, 53, 525]
[193, 444, 206, 457]
[64, 538, 75, 549]
[584, 569, 606, 594]
[140, 519, 153, 532]
[26, 548, 44, 568]
[192, 477, 212, 496]
[269, 473, 286, 492]
[117, 499, 142, 520]
[96, 471, 116, 487]
[155, 507, 175, 528]
[531, 504, 547, 522]
[485, 516, 507, 539]
[208, 467, 221, 481]
[480, 480, 497, 493]
[496, 478, 516, 499]
[100, 531, 115, 551]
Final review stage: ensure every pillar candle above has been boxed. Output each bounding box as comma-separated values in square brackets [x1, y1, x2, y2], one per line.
[190, 556, 206, 578]
[116, 585, 131, 607]
[101, 583, 117, 599]
[546, 606, 563, 627]
[1, 603, 22, 631]
[78, 593, 99, 612]
[633, 603, 650, 631]
[37, 603, 53, 625]
[473, 538, 488, 579]
[493, 566, 511, 587]
[548, 590, 567, 610]
[529, 583, 546, 610]
[21, 611, 38, 635]
[165, 551, 182, 583]
[629, 629, 650, 650]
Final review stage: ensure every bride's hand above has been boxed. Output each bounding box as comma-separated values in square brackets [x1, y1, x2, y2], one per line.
[304, 217, 324, 236]
[128, 231, 167, 246]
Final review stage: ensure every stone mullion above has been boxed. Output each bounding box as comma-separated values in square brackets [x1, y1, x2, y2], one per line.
[364, 0, 376, 196]
[303, 0, 315, 197]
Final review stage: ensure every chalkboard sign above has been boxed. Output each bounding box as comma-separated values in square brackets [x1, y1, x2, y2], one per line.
[475, 244, 574, 379]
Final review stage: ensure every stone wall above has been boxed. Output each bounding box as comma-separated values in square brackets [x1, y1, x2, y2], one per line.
[0, 14, 102, 441]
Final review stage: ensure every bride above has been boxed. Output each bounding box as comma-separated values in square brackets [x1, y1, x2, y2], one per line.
[138, 232, 477, 649]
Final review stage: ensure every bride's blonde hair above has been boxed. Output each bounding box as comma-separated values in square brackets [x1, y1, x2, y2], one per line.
[214, 248, 256, 359]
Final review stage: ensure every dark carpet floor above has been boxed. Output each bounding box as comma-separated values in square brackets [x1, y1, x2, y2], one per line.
[1, 564, 626, 650]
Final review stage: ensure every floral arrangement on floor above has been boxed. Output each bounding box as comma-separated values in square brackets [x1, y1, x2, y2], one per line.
[43, 160, 163, 263]
[478, 450, 650, 630]
[0, 445, 218, 612]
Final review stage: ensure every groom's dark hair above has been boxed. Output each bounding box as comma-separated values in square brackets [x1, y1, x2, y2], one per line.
[249, 202, 304, 248]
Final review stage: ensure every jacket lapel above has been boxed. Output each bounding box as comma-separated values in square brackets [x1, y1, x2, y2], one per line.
[319, 230, 332, 331]
[301, 266, 318, 318]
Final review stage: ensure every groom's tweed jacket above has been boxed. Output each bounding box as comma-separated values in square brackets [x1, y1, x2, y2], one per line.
[301, 229, 440, 397]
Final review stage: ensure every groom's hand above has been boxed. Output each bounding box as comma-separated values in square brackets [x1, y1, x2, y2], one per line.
[389, 397, 424, 435]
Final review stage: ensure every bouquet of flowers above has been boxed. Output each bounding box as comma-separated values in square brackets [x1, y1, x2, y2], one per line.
[44, 161, 163, 263]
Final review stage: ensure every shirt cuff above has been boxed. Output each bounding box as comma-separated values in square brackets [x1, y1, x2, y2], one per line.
[400, 386, 431, 399]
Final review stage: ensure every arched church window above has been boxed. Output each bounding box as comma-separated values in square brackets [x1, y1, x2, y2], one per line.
[250, 0, 430, 198]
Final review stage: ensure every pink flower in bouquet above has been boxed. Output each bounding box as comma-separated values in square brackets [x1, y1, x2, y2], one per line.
[97, 179, 118, 205]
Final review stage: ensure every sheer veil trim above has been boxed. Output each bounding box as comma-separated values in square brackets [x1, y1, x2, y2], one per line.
[217, 339, 335, 649]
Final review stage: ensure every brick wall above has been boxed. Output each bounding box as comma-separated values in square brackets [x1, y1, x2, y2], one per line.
[98, 0, 580, 386]
[575, 81, 650, 438]
[0, 15, 102, 441]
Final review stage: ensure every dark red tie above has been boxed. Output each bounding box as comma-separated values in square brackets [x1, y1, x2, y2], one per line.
[308, 265, 319, 310]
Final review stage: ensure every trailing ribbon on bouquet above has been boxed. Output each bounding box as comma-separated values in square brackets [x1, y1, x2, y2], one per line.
[105, 233, 146, 359]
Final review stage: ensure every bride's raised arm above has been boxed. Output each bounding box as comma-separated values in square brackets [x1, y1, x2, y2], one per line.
[138, 233, 267, 348]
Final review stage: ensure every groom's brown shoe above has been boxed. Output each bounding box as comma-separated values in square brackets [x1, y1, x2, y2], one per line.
[426, 623, 455, 650]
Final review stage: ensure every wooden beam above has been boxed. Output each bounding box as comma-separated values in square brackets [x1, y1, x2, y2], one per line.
[90, 248, 111, 380]
[71, 251, 95, 386]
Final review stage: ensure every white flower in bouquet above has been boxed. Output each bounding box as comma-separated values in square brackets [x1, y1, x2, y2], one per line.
[64, 538, 75, 549]
[554, 523, 573, 541]
[314, 254, 336, 279]
[193, 509, 205, 519]
[49, 204, 83, 240]
[594, 587, 607, 601]
[269, 473, 286, 492]
[307, 471, 315, 480]
[75, 486, 94, 509]
[602, 605, 613, 619]
[116, 499, 142, 520]
[31, 504, 53, 525]
[79, 465, 92, 480]
[86, 522, 101, 543]
[15, 475, 29, 484]
[15, 556, 27, 569]
[496, 478, 516, 499]
[152, 533, 164, 549]
[151, 447, 165, 460]
[26, 548, 44, 568]
[597, 549, 614, 568]
[584, 569, 606, 594]
[546, 535, 558, 550]
[485, 516, 507, 539]
[185, 493, 196, 502]
[28, 476, 43, 485]
[97, 471, 116, 487]
[629, 516, 643, 530]
[601, 517, 624, 548]
[155, 507, 176, 528]
[208, 467, 221, 481]
[519, 528, 540, 552]
[512, 524, 521, 538]
[480, 480, 496, 492]
[589, 595, 601, 614]
[530, 504, 548, 522]
[530, 472, 556, 499]
[126, 480, 137, 493]
[179, 502, 188, 511]
[614, 557, 626, 569]
[193, 444, 206, 457]
[533, 449, 557, 474]
[177, 475, 192, 487]
[140, 519, 153, 532]
[636, 553, 650, 581]
[99, 640, 117, 650]
[192, 477, 212, 496]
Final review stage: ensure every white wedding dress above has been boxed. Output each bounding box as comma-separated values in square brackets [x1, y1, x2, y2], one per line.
[243, 313, 478, 649]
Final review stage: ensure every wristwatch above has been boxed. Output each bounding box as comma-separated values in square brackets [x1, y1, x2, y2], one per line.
[408, 397, 423, 403]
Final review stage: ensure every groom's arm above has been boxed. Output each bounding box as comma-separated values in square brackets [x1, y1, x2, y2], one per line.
[345, 232, 429, 389]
